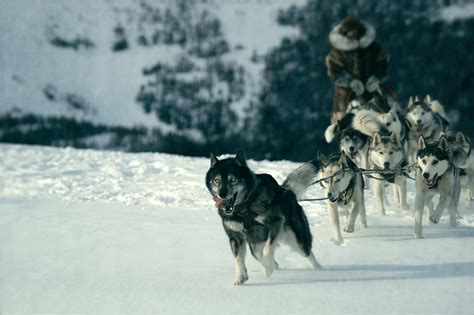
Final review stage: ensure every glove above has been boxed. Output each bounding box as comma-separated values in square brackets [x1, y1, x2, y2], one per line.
[334, 72, 352, 88]
[366, 75, 380, 93]
[350, 79, 364, 96]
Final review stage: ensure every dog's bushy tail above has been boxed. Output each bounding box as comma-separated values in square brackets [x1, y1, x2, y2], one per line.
[428, 99, 448, 120]
[352, 109, 384, 137]
[324, 124, 338, 143]
[282, 159, 321, 198]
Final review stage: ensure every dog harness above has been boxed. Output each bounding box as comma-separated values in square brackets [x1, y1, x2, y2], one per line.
[369, 159, 408, 183]
[338, 175, 356, 205]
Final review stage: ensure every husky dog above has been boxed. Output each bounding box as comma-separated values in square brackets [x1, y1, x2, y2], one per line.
[444, 130, 472, 168]
[325, 109, 388, 189]
[339, 128, 370, 170]
[205, 151, 321, 285]
[368, 133, 410, 215]
[414, 136, 461, 239]
[318, 151, 367, 245]
[444, 130, 473, 202]
[378, 107, 408, 144]
[325, 111, 384, 163]
[405, 95, 449, 162]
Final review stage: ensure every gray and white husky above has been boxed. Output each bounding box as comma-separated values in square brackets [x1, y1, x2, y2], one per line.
[368, 132, 410, 215]
[339, 128, 370, 178]
[444, 130, 474, 202]
[206, 151, 321, 285]
[378, 107, 408, 144]
[318, 151, 367, 245]
[414, 135, 461, 239]
[324, 111, 381, 188]
[405, 95, 449, 163]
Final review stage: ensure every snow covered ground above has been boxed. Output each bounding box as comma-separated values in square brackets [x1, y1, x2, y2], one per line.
[1, 144, 474, 314]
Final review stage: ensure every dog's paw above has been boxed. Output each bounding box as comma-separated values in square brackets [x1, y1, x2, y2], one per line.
[429, 215, 439, 224]
[343, 225, 354, 233]
[273, 260, 280, 270]
[263, 265, 274, 277]
[308, 254, 322, 269]
[414, 233, 423, 239]
[333, 238, 344, 246]
[234, 270, 249, 285]
[449, 217, 458, 227]
[359, 221, 368, 229]
[234, 276, 248, 286]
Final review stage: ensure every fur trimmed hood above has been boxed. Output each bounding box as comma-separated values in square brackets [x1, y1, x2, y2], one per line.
[329, 21, 376, 51]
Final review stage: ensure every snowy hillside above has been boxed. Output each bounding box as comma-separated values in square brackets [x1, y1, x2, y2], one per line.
[1, 144, 473, 314]
[0, 0, 302, 128]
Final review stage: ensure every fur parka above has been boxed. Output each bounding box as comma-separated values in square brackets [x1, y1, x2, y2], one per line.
[325, 19, 390, 115]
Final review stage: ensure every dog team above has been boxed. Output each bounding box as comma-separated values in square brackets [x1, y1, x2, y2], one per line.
[205, 94, 472, 285]
[204, 15, 471, 285]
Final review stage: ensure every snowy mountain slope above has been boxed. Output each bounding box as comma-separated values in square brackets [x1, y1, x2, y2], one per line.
[1, 144, 473, 314]
[0, 0, 301, 129]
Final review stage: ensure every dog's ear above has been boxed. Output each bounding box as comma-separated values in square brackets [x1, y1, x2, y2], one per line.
[438, 135, 449, 151]
[414, 95, 420, 102]
[372, 133, 381, 146]
[424, 94, 432, 104]
[418, 136, 427, 150]
[317, 151, 328, 164]
[408, 96, 413, 107]
[234, 150, 247, 167]
[210, 152, 219, 167]
[456, 132, 467, 145]
[390, 132, 399, 145]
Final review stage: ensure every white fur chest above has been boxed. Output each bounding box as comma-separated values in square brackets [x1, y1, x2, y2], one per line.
[223, 220, 245, 232]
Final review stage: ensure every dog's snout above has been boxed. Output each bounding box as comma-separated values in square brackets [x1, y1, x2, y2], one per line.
[349, 146, 355, 152]
[422, 172, 430, 179]
[327, 192, 332, 198]
[218, 188, 228, 199]
[384, 162, 390, 169]
[416, 119, 422, 125]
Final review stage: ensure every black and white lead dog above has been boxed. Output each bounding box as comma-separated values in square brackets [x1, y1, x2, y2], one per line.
[205, 151, 322, 285]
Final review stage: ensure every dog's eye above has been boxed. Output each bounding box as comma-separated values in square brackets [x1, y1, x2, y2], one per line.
[229, 177, 237, 183]
[214, 178, 221, 184]
[421, 112, 425, 115]
[335, 178, 341, 183]
[393, 118, 397, 122]
[432, 160, 439, 165]
[389, 151, 394, 155]
[386, 122, 391, 127]
[379, 151, 383, 155]
[422, 159, 427, 165]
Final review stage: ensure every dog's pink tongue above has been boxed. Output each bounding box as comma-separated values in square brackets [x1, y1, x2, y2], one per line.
[416, 125, 423, 133]
[213, 196, 224, 208]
